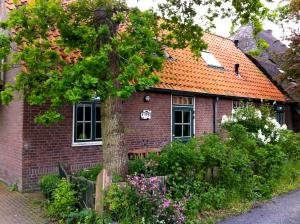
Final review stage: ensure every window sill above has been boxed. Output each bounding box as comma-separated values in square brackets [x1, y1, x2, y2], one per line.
[72, 141, 103, 147]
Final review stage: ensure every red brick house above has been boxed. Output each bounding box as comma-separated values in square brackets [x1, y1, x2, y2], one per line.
[0, 0, 290, 191]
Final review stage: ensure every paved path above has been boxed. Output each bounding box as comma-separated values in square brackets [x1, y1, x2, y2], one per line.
[0, 182, 47, 224]
[219, 189, 300, 224]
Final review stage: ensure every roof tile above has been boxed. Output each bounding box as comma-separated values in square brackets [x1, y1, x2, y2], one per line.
[157, 33, 286, 101]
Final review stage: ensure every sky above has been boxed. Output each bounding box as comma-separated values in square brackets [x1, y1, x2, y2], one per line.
[126, 0, 298, 45]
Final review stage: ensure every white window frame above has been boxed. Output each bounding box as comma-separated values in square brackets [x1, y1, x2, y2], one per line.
[201, 51, 224, 68]
[72, 103, 102, 147]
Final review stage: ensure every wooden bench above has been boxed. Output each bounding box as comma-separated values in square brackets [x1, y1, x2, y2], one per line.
[128, 148, 161, 160]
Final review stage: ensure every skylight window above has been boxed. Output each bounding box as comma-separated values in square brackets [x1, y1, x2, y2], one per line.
[201, 51, 223, 68]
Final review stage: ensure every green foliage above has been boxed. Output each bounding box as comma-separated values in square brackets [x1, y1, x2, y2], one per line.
[279, 131, 300, 160]
[247, 49, 261, 57]
[105, 183, 139, 223]
[47, 178, 78, 219]
[0, 0, 273, 125]
[34, 110, 64, 126]
[39, 173, 60, 199]
[0, 0, 209, 125]
[127, 106, 300, 220]
[8, 183, 18, 192]
[66, 209, 107, 224]
[74, 164, 103, 181]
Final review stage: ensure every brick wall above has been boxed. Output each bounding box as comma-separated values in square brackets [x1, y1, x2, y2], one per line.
[123, 92, 172, 149]
[0, 96, 23, 189]
[21, 93, 233, 191]
[217, 98, 233, 130]
[0, 57, 24, 190]
[22, 103, 102, 190]
[195, 96, 214, 135]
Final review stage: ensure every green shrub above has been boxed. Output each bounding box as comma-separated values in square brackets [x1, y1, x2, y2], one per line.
[279, 130, 300, 160]
[121, 106, 300, 220]
[74, 164, 103, 181]
[47, 178, 78, 219]
[66, 209, 107, 224]
[39, 173, 60, 199]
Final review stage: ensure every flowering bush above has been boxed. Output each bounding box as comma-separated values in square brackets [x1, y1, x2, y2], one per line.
[221, 106, 287, 145]
[105, 175, 186, 224]
[124, 105, 300, 222]
[129, 175, 186, 224]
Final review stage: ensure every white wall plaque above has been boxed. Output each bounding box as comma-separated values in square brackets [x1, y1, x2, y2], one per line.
[140, 110, 152, 120]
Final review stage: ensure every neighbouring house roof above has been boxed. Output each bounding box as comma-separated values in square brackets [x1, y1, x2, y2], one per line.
[230, 25, 299, 102]
[4, 0, 287, 102]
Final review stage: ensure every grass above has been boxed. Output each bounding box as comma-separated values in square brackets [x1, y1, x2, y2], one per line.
[194, 160, 300, 224]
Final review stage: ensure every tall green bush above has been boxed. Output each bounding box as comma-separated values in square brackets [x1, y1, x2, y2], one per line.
[47, 178, 78, 220]
[39, 173, 60, 200]
[118, 106, 300, 221]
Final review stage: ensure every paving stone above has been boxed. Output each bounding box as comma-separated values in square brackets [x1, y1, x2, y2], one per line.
[0, 182, 47, 224]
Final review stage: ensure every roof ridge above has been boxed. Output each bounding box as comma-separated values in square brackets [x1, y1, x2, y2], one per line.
[205, 32, 233, 42]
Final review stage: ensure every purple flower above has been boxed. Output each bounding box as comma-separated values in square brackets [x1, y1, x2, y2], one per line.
[162, 199, 171, 208]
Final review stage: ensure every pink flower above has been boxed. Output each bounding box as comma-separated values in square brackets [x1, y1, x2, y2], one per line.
[162, 199, 171, 208]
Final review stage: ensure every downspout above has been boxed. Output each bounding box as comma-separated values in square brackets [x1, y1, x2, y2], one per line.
[213, 97, 219, 133]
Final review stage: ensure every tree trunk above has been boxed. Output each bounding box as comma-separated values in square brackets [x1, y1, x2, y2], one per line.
[94, 5, 128, 179]
[102, 95, 128, 178]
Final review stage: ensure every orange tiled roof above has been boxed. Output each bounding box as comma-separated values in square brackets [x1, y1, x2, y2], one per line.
[157, 33, 286, 101]
[4, 1, 286, 101]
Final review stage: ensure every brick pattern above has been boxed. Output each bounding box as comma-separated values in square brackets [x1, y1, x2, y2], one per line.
[0, 182, 46, 224]
[5, 85, 294, 191]
[217, 99, 233, 130]
[20, 92, 236, 190]
[0, 59, 24, 189]
[122, 92, 172, 149]
[195, 96, 214, 135]
[22, 103, 102, 190]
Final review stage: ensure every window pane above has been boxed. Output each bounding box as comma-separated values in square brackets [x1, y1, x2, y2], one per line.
[85, 105, 92, 121]
[174, 125, 182, 137]
[96, 106, 101, 122]
[183, 111, 191, 123]
[76, 123, 84, 140]
[201, 51, 223, 68]
[173, 96, 193, 105]
[174, 111, 182, 123]
[85, 122, 92, 139]
[77, 106, 84, 121]
[183, 125, 191, 137]
[96, 123, 101, 139]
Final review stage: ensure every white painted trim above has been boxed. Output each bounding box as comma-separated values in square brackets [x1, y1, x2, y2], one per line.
[72, 141, 103, 147]
[72, 104, 75, 145]
[72, 104, 102, 147]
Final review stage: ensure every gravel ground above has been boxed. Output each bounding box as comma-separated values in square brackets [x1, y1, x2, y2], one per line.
[219, 189, 300, 224]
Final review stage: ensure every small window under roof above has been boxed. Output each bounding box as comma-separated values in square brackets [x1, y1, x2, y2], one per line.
[201, 51, 223, 68]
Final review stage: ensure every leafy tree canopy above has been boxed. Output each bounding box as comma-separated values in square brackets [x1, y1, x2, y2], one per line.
[0, 0, 273, 125]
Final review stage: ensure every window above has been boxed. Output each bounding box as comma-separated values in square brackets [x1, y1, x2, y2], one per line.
[201, 51, 223, 68]
[233, 100, 253, 110]
[0, 59, 5, 90]
[73, 101, 101, 144]
[172, 96, 194, 142]
[173, 95, 193, 106]
[275, 105, 285, 125]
